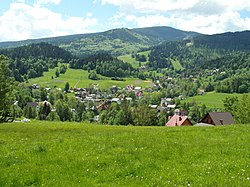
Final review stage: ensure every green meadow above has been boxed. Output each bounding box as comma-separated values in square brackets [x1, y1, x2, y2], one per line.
[118, 51, 150, 68]
[171, 59, 184, 71]
[28, 68, 153, 89]
[182, 92, 249, 108]
[0, 121, 249, 186]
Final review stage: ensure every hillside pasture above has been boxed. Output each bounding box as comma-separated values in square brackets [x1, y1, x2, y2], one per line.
[182, 92, 248, 108]
[0, 122, 249, 186]
[171, 59, 184, 71]
[28, 68, 153, 89]
[118, 51, 150, 68]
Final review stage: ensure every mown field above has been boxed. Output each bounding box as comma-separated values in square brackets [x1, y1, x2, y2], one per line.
[0, 121, 249, 186]
[182, 92, 249, 108]
[28, 68, 153, 89]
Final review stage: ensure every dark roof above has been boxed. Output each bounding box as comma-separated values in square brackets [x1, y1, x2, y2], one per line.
[201, 112, 234, 125]
[26, 102, 38, 108]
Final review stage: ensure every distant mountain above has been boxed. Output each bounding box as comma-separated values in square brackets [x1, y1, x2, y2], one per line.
[132, 26, 198, 41]
[0, 26, 200, 56]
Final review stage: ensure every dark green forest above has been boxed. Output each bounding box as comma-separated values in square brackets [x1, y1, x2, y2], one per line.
[69, 53, 134, 78]
[0, 43, 72, 81]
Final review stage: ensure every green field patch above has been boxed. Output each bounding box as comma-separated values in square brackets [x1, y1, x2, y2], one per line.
[171, 59, 184, 71]
[182, 92, 249, 108]
[0, 121, 249, 186]
[118, 50, 150, 68]
[28, 68, 153, 89]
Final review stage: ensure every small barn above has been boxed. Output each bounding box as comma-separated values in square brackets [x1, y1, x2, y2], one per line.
[199, 112, 234, 126]
[165, 115, 193, 127]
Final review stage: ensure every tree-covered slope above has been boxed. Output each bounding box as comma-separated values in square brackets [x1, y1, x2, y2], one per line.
[0, 43, 72, 81]
[0, 42, 72, 60]
[148, 36, 250, 93]
[194, 31, 250, 51]
[148, 29, 250, 72]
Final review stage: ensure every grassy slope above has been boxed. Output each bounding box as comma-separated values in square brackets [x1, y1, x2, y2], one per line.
[118, 51, 150, 68]
[182, 92, 249, 108]
[171, 59, 184, 71]
[28, 68, 153, 89]
[0, 122, 249, 186]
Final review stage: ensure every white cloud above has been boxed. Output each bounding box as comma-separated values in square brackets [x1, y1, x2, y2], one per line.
[98, 0, 250, 34]
[98, 0, 250, 13]
[121, 12, 250, 34]
[0, 2, 98, 42]
[35, 0, 62, 5]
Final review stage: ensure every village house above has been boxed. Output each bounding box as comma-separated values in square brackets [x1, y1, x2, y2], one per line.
[161, 98, 172, 106]
[110, 86, 118, 94]
[165, 115, 193, 126]
[197, 112, 234, 126]
[165, 109, 192, 126]
[32, 84, 39, 89]
[26, 102, 39, 110]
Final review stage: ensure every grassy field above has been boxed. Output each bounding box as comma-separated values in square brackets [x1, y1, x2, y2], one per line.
[118, 51, 150, 68]
[182, 92, 249, 108]
[171, 59, 184, 71]
[0, 121, 249, 186]
[28, 68, 153, 89]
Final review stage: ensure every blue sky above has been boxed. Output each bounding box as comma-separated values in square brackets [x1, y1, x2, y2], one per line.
[0, 0, 250, 42]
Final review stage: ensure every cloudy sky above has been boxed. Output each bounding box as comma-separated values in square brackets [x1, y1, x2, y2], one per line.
[1, 0, 250, 42]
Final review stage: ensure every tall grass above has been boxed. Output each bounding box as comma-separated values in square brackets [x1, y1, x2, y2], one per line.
[0, 121, 249, 186]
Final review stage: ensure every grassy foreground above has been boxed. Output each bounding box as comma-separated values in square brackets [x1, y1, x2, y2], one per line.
[0, 122, 249, 186]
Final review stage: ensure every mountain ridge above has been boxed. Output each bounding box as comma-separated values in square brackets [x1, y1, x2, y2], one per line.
[0, 26, 249, 56]
[0, 26, 200, 56]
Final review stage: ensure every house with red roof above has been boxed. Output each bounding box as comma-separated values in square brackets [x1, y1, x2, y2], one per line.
[165, 114, 193, 127]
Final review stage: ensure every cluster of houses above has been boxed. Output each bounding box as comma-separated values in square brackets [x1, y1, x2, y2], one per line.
[29, 83, 235, 126]
[166, 109, 234, 127]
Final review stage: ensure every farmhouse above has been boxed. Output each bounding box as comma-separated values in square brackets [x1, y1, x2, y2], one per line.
[165, 114, 193, 126]
[199, 112, 234, 126]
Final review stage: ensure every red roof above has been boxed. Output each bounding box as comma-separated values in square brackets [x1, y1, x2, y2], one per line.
[165, 115, 192, 126]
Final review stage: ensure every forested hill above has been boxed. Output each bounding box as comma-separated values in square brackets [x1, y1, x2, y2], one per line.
[0, 43, 73, 82]
[0, 42, 72, 60]
[149, 38, 250, 72]
[194, 31, 250, 51]
[0, 42, 135, 82]
[0, 26, 200, 56]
